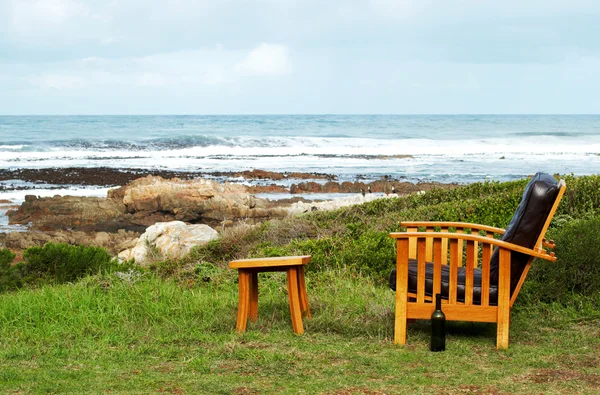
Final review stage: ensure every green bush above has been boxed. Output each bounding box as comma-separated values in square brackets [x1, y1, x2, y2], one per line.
[0, 248, 20, 292]
[0, 248, 15, 266]
[21, 243, 121, 284]
[525, 216, 600, 303]
[0, 243, 131, 293]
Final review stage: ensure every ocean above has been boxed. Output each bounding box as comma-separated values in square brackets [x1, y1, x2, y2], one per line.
[2, 114, 599, 183]
[1, 114, 600, 231]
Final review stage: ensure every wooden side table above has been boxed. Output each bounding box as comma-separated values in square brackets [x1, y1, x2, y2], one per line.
[229, 255, 311, 334]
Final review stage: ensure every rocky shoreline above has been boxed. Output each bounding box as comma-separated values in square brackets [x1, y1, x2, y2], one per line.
[0, 166, 454, 195]
[0, 167, 333, 189]
[0, 167, 458, 262]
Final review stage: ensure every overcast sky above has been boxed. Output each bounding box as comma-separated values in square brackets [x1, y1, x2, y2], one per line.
[0, 0, 599, 114]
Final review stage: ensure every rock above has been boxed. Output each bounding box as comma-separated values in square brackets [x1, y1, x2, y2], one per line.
[289, 180, 459, 195]
[94, 232, 111, 244]
[0, 229, 139, 259]
[6, 176, 289, 232]
[7, 195, 125, 231]
[246, 184, 288, 194]
[116, 237, 139, 252]
[109, 175, 287, 227]
[118, 221, 219, 264]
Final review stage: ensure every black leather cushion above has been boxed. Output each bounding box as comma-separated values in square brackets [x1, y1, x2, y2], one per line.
[389, 261, 499, 305]
[489, 172, 560, 293]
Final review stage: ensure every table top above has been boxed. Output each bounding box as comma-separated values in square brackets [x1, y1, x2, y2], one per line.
[229, 255, 311, 269]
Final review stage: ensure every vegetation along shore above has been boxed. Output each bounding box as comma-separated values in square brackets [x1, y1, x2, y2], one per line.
[0, 173, 599, 393]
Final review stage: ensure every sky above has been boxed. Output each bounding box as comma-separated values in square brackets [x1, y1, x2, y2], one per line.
[0, 0, 599, 115]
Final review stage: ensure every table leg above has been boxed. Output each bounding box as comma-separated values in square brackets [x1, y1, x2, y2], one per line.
[286, 268, 304, 334]
[297, 266, 311, 319]
[249, 272, 259, 322]
[236, 270, 250, 332]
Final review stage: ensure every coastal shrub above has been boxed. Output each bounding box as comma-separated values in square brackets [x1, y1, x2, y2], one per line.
[338, 230, 396, 278]
[0, 244, 129, 292]
[20, 243, 125, 285]
[0, 248, 15, 267]
[188, 174, 600, 287]
[185, 223, 265, 265]
[559, 174, 600, 217]
[524, 216, 600, 304]
[0, 248, 21, 292]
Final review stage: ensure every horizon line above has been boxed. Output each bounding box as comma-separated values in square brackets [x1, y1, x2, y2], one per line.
[1, 113, 599, 116]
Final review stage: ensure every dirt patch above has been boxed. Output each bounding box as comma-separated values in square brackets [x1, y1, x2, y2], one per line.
[556, 353, 600, 369]
[232, 388, 260, 395]
[327, 388, 387, 395]
[157, 385, 185, 394]
[520, 368, 600, 388]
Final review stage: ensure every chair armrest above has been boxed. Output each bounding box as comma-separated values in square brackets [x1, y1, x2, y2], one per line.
[400, 221, 505, 235]
[401, 221, 555, 249]
[390, 232, 556, 261]
[542, 238, 556, 249]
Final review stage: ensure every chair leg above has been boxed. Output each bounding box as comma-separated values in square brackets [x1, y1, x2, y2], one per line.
[297, 266, 311, 319]
[496, 249, 511, 349]
[394, 240, 409, 344]
[394, 294, 408, 345]
[287, 268, 304, 335]
[236, 270, 250, 332]
[249, 272, 259, 322]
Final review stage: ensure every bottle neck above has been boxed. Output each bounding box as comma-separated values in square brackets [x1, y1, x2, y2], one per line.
[436, 294, 442, 310]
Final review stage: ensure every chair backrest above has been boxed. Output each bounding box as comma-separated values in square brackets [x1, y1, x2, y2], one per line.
[489, 173, 564, 293]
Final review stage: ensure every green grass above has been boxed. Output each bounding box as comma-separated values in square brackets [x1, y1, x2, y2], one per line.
[1, 269, 598, 394]
[3, 174, 600, 393]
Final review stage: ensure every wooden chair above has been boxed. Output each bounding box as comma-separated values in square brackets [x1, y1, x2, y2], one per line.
[389, 173, 566, 349]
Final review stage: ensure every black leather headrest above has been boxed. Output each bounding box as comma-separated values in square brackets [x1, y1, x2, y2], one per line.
[489, 173, 560, 292]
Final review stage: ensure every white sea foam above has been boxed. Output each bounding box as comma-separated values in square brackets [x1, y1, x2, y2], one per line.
[0, 145, 24, 150]
[5, 136, 600, 160]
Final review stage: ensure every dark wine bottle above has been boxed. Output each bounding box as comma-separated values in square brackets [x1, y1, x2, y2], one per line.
[430, 293, 446, 352]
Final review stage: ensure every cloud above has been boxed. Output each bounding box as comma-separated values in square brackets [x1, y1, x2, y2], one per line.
[7, 0, 100, 39]
[137, 72, 165, 87]
[6, 42, 292, 95]
[28, 74, 88, 90]
[235, 43, 291, 76]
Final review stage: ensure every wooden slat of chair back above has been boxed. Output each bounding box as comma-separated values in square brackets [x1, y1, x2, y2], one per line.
[465, 240, 476, 305]
[402, 223, 505, 273]
[481, 236, 492, 306]
[425, 227, 434, 261]
[433, 238, 443, 298]
[407, 235, 498, 308]
[440, 229, 449, 264]
[449, 239, 459, 304]
[417, 237, 426, 303]
[407, 227, 417, 259]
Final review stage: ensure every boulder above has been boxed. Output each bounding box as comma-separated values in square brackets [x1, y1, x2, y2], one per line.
[118, 221, 219, 264]
[7, 195, 125, 231]
[109, 175, 287, 227]
[0, 229, 139, 257]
